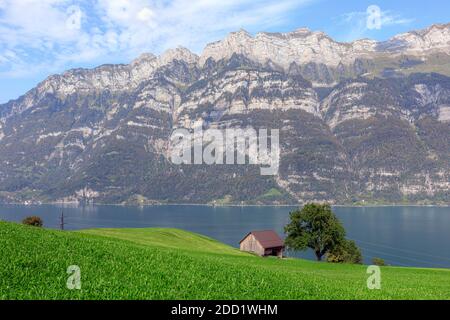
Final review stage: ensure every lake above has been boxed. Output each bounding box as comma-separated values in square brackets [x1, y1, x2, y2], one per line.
[1, 204, 449, 268]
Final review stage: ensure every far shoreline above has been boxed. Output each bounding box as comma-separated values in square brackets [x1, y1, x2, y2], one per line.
[0, 201, 449, 208]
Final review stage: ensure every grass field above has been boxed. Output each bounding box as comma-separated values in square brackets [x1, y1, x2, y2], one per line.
[1, 221, 449, 300]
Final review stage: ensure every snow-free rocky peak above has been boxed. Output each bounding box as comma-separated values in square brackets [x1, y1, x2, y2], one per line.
[200, 23, 450, 68]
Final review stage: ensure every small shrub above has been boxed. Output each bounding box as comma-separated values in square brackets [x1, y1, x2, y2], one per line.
[22, 216, 43, 227]
[327, 240, 363, 264]
[372, 257, 386, 266]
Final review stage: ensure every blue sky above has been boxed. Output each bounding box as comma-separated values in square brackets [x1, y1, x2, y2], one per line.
[0, 0, 449, 103]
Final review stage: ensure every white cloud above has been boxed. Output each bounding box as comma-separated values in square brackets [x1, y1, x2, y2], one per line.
[0, 0, 312, 78]
[137, 7, 154, 22]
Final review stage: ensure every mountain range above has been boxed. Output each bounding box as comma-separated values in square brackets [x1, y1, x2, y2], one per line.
[0, 23, 449, 205]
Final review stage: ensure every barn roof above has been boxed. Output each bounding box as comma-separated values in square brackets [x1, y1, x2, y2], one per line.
[240, 230, 284, 249]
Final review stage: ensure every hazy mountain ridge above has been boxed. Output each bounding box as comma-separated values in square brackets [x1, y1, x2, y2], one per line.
[0, 24, 449, 205]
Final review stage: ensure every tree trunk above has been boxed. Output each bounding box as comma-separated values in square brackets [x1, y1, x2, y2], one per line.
[315, 250, 322, 261]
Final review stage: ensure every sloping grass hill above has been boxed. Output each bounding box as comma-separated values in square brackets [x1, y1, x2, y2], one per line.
[1, 221, 449, 300]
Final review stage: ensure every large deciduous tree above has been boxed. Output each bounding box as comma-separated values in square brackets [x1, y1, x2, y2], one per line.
[284, 203, 345, 261]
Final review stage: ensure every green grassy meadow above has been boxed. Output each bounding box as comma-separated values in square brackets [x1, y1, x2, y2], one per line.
[0, 221, 449, 300]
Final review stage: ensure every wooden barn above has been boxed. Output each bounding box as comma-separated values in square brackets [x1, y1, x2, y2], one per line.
[239, 230, 285, 258]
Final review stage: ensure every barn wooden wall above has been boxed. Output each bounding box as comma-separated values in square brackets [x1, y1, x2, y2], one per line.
[240, 234, 265, 256]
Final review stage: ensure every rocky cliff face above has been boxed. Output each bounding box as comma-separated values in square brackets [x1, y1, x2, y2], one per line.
[199, 23, 450, 84]
[0, 24, 449, 205]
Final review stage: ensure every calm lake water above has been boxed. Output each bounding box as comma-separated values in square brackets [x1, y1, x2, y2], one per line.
[1, 204, 449, 268]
